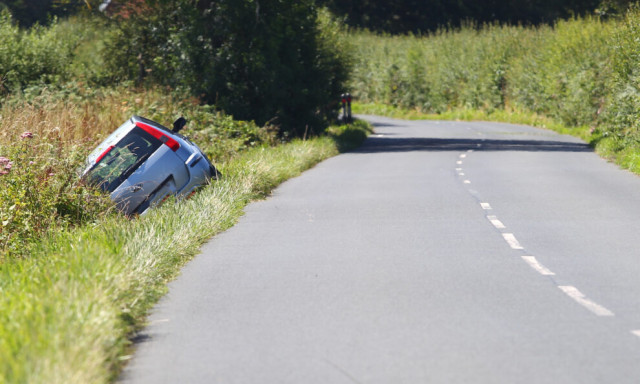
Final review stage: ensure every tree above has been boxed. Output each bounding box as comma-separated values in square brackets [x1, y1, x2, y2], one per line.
[106, 0, 351, 136]
[318, 0, 603, 34]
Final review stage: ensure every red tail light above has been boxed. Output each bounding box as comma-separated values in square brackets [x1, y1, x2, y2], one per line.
[135, 122, 180, 151]
[95, 145, 115, 164]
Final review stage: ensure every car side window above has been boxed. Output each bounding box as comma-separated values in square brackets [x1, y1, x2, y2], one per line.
[89, 127, 162, 192]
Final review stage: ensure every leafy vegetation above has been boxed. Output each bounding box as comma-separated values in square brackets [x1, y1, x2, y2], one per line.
[104, 1, 352, 137]
[5, 1, 640, 382]
[0, 84, 283, 259]
[319, 0, 606, 33]
[0, 119, 371, 384]
[349, 11, 640, 173]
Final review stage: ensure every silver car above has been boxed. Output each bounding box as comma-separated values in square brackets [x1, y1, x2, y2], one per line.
[82, 115, 218, 215]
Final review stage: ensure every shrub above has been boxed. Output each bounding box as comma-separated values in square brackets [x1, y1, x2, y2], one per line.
[0, 130, 112, 258]
[601, 8, 640, 149]
[105, 1, 352, 137]
[350, 17, 614, 129]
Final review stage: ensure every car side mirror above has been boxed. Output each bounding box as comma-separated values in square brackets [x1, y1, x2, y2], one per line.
[173, 117, 187, 133]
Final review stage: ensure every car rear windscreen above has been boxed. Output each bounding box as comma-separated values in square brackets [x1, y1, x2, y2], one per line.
[87, 127, 162, 192]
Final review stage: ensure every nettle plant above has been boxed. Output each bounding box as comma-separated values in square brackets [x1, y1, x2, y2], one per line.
[0, 130, 112, 259]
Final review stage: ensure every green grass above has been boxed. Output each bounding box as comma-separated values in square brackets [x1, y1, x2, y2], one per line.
[0, 119, 371, 384]
[354, 102, 594, 141]
[348, 13, 640, 175]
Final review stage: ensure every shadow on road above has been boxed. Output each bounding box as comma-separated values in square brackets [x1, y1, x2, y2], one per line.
[355, 137, 592, 154]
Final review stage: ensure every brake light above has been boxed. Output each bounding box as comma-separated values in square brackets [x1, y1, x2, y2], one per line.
[95, 145, 115, 164]
[135, 122, 180, 151]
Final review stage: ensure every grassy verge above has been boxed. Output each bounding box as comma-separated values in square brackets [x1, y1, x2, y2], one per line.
[355, 101, 640, 175]
[354, 102, 594, 140]
[348, 13, 640, 176]
[0, 119, 371, 384]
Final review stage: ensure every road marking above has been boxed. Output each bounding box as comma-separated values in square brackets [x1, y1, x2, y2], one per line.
[457, 160, 463, 165]
[502, 233, 523, 249]
[455, 168, 462, 171]
[480, 202, 492, 210]
[521, 256, 555, 276]
[463, 180, 471, 184]
[632, 330, 640, 338]
[459, 172, 465, 176]
[487, 215, 506, 229]
[558, 286, 614, 317]
[459, 154, 467, 158]
[467, 149, 474, 153]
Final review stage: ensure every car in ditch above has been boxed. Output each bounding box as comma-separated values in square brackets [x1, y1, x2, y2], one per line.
[82, 115, 219, 215]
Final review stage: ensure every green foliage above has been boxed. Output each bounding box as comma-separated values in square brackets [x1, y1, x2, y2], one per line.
[599, 8, 640, 155]
[0, 117, 370, 383]
[350, 24, 527, 114]
[105, 1, 352, 137]
[319, 0, 602, 34]
[0, 131, 112, 258]
[0, 12, 115, 93]
[351, 17, 615, 128]
[351, 13, 640, 174]
[0, 84, 280, 260]
[507, 18, 614, 127]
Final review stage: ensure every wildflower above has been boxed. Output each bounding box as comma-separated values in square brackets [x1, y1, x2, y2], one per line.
[20, 131, 33, 139]
[0, 157, 11, 175]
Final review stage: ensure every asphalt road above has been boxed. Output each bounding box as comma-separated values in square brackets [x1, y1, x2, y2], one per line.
[121, 115, 640, 383]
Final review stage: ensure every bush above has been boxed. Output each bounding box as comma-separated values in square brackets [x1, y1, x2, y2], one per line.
[601, 8, 640, 150]
[105, 1, 352, 137]
[350, 17, 614, 129]
[0, 11, 115, 94]
[0, 84, 280, 259]
[0, 131, 112, 258]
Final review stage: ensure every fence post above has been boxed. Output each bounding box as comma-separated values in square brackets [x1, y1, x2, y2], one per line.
[341, 93, 347, 124]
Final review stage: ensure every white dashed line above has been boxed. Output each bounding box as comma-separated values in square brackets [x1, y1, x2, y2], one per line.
[459, 154, 467, 159]
[455, 168, 462, 171]
[459, 172, 465, 176]
[463, 180, 471, 184]
[632, 330, 640, 338]
[487, 215, 506, 229]
[502, 233, 523, 249]
[558, 286, 614, 317]
[521, 256, 555, 276]
[480, 203, 492, 210]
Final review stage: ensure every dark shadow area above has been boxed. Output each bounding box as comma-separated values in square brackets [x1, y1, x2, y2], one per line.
[130, 332, 151, 345]
[355, 137, 593, 154]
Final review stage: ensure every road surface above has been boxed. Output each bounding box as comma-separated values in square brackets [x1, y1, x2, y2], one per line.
[121, 115, 640, 383]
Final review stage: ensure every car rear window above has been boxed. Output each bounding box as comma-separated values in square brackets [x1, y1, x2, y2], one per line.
[87, 127, 162, 192]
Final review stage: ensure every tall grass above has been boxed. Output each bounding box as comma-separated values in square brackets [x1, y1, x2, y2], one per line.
[0, 89, 370, 382]
[350, 18, 615, 125]
[0, 86, 276, 258]
[349, 14, 640, 172]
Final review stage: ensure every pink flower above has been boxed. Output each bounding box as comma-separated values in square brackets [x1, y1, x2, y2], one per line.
[20, 132, 33, 139]
[0, 157, 13, 173]
[0, 158, 9, 176]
